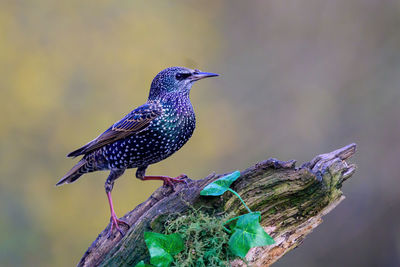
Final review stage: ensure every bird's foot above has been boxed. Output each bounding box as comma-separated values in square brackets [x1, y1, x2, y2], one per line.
[162, 174, 188, 187]
[107, 213, 130, 239]
[141, 174, 188, 189]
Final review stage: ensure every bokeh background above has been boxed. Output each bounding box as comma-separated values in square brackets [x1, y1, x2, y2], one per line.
[1, 1, 399, 266]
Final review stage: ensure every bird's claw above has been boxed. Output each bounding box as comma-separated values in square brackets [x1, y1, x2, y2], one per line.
[163, 174, 188, 188]
[107, 215, 130, 239]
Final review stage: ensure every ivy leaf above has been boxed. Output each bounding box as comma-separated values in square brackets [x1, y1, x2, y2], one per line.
[144, 232, 184, 267]
[200, 171, 241, 196]
[228, 212, 275, 258]
[134, 260, 153, 267]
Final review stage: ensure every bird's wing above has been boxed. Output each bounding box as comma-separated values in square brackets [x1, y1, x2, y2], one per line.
[67, 101, 163, 157]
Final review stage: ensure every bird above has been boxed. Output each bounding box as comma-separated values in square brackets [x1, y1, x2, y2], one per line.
[57, 66, 219, 237]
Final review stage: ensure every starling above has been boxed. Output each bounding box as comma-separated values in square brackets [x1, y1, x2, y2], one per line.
[57, 66, 218, 236]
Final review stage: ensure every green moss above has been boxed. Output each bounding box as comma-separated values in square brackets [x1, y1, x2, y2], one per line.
[163, 209, 236, 267]
[267, 207, 277, 215]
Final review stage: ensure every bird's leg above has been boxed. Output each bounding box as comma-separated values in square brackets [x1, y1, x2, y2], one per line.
[105, 169, 129, 238]
[141, 174, 188, 187]
[106, 192, 129, 237]
[136, 166, 188, 188]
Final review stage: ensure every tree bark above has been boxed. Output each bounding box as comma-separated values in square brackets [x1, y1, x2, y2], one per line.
[78, 143, 357, 267]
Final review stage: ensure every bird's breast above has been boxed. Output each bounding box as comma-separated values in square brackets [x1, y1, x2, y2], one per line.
[151, 107, 196, 148]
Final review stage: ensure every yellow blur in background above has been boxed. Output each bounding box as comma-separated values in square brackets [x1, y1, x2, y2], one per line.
[1, 1, 400, 266]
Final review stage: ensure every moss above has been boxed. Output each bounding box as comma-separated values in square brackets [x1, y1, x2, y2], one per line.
[163, 209, 236, 267]
[268, 207, 277, 214]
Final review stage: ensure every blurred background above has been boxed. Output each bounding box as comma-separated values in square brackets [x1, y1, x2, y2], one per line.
[1, 1, 399, 266]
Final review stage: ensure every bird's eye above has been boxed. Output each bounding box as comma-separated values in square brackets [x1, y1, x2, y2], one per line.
[175, 73, 191, 81]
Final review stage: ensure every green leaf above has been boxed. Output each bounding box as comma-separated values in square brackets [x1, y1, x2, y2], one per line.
[134, 260, 153, 267]
[228, 212, 275, 258]
[144, 232, 184, 267]
[200, 171, 241, 196]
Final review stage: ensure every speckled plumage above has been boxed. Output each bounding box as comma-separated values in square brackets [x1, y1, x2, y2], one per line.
[103, 94, 195, 170]
[58, 66, 218, 236]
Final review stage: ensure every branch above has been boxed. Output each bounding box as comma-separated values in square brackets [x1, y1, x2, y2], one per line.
[78, 143, 357, 266]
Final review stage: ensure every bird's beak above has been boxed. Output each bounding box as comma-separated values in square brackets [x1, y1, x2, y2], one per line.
[190, 71, 219, 81]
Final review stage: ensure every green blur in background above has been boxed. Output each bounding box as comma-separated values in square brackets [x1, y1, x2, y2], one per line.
[1, 1, 399, 266]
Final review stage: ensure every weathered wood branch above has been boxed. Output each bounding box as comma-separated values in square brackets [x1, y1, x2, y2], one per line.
[79, 144, 357, 266]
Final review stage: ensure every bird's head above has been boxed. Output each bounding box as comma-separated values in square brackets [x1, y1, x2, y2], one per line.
[148, 66, 219, 100]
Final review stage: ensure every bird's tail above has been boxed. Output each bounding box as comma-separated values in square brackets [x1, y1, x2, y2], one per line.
[56, 159, 89, 186]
